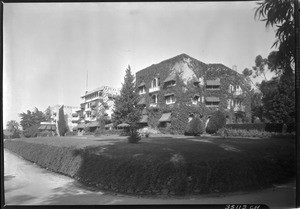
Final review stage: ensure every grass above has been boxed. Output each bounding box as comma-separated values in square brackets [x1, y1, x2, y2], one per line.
[4, 135, 296, 196]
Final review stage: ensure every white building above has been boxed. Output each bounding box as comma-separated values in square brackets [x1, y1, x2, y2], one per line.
[50, 105, 80, 133]
[72, 86, 119, 131]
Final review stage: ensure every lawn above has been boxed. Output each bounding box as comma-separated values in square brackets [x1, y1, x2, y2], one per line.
[4, 135, 296, 196]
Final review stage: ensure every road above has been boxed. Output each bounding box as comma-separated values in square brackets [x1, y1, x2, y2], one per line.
[4, 149, 296, 208]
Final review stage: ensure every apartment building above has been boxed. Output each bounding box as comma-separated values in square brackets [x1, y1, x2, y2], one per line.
[72, 86, 119, 131]
[135, 53, 251, 131]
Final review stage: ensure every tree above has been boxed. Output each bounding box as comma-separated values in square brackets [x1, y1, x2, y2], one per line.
[113, 65, 142, 142]
[44, 106, 52, 122]
[57, 105, 68, 136]
[19, 107, 47, 137]
[6, 120, 21, 138]
[255, 0, 295, 76]
[206, 110, 226, 134]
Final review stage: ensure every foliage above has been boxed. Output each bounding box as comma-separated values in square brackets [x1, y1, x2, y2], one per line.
[65, 131, 77, 136]
[6, 120, 21, 137]
[184, 116, 204, 136]
[37, 130, 57, 137]
[5, 137, 295, 195]
[19, 108, 47, 130]
[94, 129, 122, 136]
[259, 76, 295, 124]
[255, 0, 295, 75]
[113, 65, 142, 141]
[44, 106, 52, 122]
[57, 105, 68, 136]
[19, 108, 47, 138]
[206, 110, 226, 134]
[127, 129, 141, 143]
[22, 124, 39, 138]
[135, 54, 252, 133]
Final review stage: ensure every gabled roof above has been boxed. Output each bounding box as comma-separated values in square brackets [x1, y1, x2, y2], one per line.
[159, 112, 172, 122]
[164, 73, 176, 83]
[138, 82, 146, 87]
[137, 97, 146, 105]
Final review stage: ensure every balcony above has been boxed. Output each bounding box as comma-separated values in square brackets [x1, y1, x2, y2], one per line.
[85, 107, 91, 112]
[234, 105, 246, 112]
[233, 90, 244, 98]
[149, 103, 158, 108]
[149, 86, 160, 93]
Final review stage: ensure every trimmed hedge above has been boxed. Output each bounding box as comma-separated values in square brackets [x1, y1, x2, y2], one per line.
[225, 123, 295, 133]
[206, 110, 226, 134]
[184, 116, 205, 136]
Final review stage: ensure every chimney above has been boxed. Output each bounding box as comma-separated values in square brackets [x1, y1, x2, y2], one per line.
[232, 65, 237, 71]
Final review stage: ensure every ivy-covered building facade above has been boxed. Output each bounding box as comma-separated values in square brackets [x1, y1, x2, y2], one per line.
[135, 53, 251, 133]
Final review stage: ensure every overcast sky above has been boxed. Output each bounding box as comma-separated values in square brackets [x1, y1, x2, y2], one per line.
[3, 2, 276, 125]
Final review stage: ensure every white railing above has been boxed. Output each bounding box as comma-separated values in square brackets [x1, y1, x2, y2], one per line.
[149, 103, 158, 107]
[233, 90, 243, 96]
[149, 86, 160, 93]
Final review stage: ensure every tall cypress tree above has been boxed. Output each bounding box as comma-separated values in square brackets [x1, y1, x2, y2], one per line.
[113, 65, 142, 140]
[57, 105, 68, 136]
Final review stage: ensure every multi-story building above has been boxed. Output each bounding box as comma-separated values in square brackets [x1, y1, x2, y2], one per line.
[72, 86, 119, 132]
[50, 105, 80, 133]
[135, 53, 251, 132]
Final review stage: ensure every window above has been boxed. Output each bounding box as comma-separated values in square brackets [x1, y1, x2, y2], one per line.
[152, 94, 158, 104]
[192, 95, 200, 105]
[206, 85, 220, 90]
[227, 99, 231, 109]
[205, 101, 219, 107]
[166, 80, 176, 87]
[165, 95, 175, 104]
[139, 86, 146, 95]
[152, 78, 158, 88]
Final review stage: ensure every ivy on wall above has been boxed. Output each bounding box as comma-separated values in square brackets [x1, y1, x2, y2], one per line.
[136, 54, 252, 133]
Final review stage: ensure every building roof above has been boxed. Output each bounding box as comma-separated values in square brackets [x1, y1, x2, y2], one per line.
[117, 123, 130, 127]
[105, 123, 114, 128]
[138, 81, 146, 87]
[139, 115, 148, 123]
[164, 93, 174, 97]
[205, 97, 220, 102]
[137, 97, 146, 105]
[164, 73, 176, 83]
[159, 112, 172, 122]
[206, 80, 220, 86]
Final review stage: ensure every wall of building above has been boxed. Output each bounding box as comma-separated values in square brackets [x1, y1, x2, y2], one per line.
[135, 54, 251, 133]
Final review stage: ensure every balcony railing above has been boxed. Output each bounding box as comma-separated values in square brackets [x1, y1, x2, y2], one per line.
[234, 105, 245, 112]
[149, 86, 160, 93]
[233, 90, 243, 97]
[149, 103, 158, 108]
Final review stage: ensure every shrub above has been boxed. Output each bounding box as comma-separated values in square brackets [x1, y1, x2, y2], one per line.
[23, 125, 39, 138]
[225, 123, 265, 131]
[206, 110, 226, 134]
[65, 131, 77, 136]
[94, 129, 122, 136]
[184, 116, 204, 136]
[127, 129, 141, 143]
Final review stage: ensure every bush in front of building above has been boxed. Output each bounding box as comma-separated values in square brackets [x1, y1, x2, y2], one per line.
[127, 129, 141, 143]
[206, 110, 226, 134]
[22, 124, 39, 138]
[94, 129, 122, 136]
[225, 123, 295, 133]
[184, 116, 205, 136]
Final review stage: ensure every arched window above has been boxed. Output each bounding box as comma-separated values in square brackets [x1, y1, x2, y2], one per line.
[152, 94, 157, 104]
[152, 78, 158, 88]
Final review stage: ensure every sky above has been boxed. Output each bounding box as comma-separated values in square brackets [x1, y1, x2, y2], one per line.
[3, 2, 277, 125]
